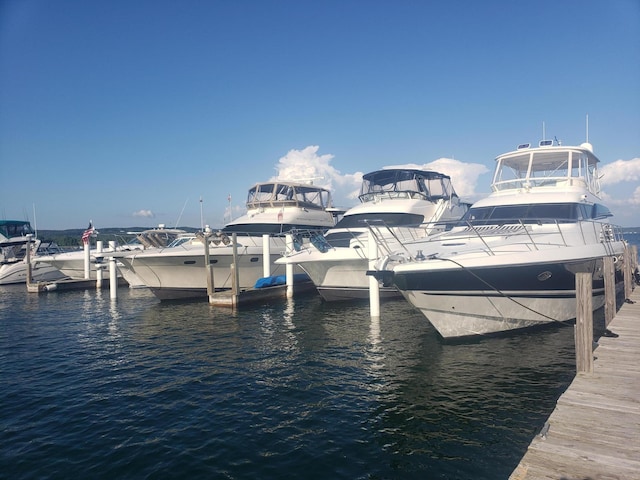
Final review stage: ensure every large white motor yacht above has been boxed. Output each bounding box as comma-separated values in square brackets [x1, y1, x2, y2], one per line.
[276, 168, 470, 300]
[116, 181, 340, 300]
[371, 141, 627, 339]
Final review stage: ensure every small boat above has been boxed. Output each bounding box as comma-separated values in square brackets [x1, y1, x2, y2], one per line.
[0, 220, 67, 285]
[36, 224, 188, 285]
[116, 180, 340, 300]
[276, 168, 470, 301]
[370, 140, 627, 339]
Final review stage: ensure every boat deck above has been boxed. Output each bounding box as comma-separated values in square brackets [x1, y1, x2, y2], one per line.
[510, 286, 640, 479]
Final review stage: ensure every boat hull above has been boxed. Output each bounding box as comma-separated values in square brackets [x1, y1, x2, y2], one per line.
[0, 261, 67, 285]
[118, 242, 306, 301]
[392, 253, 625, 339]
[296, 253, 401, 301]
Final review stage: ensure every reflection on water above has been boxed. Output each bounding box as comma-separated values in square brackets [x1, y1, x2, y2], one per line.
[1, 286, 577, 480]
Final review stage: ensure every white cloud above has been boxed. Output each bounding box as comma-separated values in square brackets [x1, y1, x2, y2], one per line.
[133, 209, 155, 218]
[599, 157, 640, 185]
[272, 145, 362, 208]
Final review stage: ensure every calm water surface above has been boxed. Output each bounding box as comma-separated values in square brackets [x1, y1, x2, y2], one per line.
[1, 283, 579, 479]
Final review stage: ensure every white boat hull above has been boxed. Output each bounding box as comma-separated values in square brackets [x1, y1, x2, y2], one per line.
[293, 247, 401, 301]
[117, 240, 304, 300]
[390, 242, 626, 339]
[0, 261, 67, 285]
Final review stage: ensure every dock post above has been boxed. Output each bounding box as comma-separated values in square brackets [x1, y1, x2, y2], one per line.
[231, 233, 239, 306]
[603, 256, 616, 327]
[575, 271, 593, 373]
[286, 234, 294, 298]
[84, 239, 91, 279]
[368, 229, 380, 318]
[108, 241, 117, 300]
[624, 243, 633, 300]
[201, 229, 215, 304]
[25, 234, 34, 286]
[95, 241, 103, 289]
[263, 234, 271, 278]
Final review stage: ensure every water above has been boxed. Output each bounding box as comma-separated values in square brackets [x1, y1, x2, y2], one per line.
[1, 285, 580, 479]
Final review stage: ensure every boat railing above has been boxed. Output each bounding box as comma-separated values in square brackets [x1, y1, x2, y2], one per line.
[246, 198, 326, 211]
[359, 190, 430, 203]
[492, 176, 588, 192]
[366, 217, 626, 261]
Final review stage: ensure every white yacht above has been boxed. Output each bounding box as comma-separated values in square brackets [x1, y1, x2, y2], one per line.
[115, 181, 340, 300]
[370, 140, 627, 339]
[276, 168, 470, 300]
[36, 225, 187, 284]
[0, 220, 67, 285]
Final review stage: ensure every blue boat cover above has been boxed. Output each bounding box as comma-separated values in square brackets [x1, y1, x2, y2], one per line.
[254, 273, 310, 289]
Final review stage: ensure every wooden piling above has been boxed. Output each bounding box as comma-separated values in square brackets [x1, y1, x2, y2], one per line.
[624, 243, 633, 299]
[574, 271, 593, 374]
[603, 255, 616, 327]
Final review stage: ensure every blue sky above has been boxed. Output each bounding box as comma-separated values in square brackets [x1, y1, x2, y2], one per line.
[1, 0, 639, 230]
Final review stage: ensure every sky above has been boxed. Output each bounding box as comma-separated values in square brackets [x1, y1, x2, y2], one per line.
[1, 0, 639, 230]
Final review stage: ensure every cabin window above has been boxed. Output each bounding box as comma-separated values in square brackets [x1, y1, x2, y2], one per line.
[591, 203, 612, 220]
[334, 212, 424, 229]
[460, 203, 583, 225]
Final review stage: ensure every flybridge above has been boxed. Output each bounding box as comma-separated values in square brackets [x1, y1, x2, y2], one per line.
[492, 142, 600, 195]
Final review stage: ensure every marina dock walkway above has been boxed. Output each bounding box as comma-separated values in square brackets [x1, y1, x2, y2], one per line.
[510, 286, 640, 479]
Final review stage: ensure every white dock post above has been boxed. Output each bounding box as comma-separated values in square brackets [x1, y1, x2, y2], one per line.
[109, 241, 117, 300]
[84, 239, 91, 279]
[286, 234, 294, 298]
[231, 233, 239, 303]
[25, 234, 33, 286]
[202, 229, 215, 304]
[263, 234, 271, 278]
[95, 241, 103, 289]
[368, 229, 380, 317]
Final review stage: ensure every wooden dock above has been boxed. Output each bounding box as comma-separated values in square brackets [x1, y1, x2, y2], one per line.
[510, 286, 640, 480]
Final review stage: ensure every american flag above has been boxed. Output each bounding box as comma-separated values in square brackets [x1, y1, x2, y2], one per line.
[81, 222, 94, 244]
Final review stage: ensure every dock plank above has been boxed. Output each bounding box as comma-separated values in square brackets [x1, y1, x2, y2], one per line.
[510, 286, 640, 480]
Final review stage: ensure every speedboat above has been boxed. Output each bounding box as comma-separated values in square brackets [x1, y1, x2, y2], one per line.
[276, 168, 470, 300]
[115, 180, 340, 300]
[36, 225, 187, 284]
[0, 220, 67, 285]
[370, 140, 627, 339]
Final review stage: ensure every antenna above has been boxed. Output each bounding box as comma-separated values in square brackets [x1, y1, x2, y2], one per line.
[175, 198, 189, 229]
[542, 121, 546, 141]
[585, 113, 589, 143]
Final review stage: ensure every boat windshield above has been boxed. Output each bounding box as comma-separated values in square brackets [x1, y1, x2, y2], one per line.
[492, 147, 599, 194]
[0, 221, 34, 240]
[246, 183, 332, 210]
[358, 169, 456, 203]
[458, 202, 612, 226]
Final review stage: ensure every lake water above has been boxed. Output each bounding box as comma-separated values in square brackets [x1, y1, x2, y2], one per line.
[0, 280, 589, 480]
